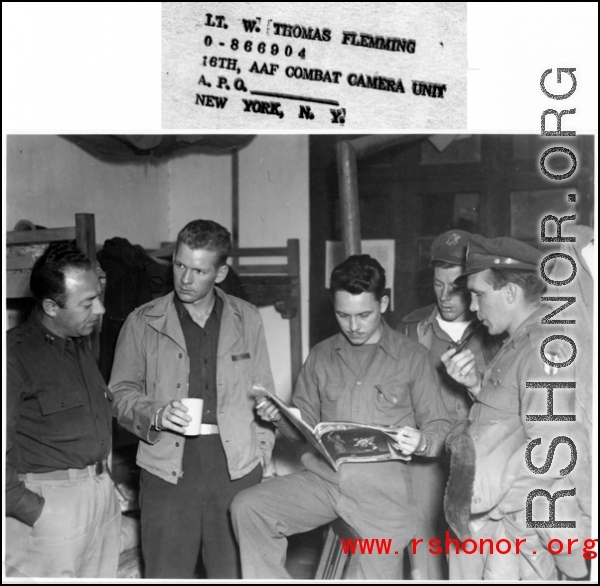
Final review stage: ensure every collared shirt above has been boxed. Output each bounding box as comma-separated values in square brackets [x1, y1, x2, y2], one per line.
[6, 309, 113, 525]
[174, 293, 222, 425]
[293, 321, 452, 457]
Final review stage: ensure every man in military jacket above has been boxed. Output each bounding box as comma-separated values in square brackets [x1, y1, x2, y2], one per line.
[441, 235, 590, 580]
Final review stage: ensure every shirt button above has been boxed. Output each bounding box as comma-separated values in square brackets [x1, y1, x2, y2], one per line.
[392, 398, 397, 404]
[136, 425, 141, 430]
[60, 401, 66, 407]
[179, 353, 183, 358]
[177, 383, 181, 389]
[356, 381, 362, 386]
[172, 471, 177, 476]
[175, 442, 180, 447]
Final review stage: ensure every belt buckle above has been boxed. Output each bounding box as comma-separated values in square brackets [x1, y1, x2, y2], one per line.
[94, 461, 104, 476]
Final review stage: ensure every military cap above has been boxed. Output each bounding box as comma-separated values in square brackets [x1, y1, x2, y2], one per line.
[460, 234, 542, 277]
[430, 229, 471, 265]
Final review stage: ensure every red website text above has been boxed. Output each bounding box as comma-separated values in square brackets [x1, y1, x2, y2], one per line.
[340, 533, 598, 559]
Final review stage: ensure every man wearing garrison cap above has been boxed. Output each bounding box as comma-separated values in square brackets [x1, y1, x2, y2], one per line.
[398, 230, 503, 580]
[441, 235, 590, 580]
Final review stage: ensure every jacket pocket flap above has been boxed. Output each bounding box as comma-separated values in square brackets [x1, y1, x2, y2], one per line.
[38, 390, 85, 415]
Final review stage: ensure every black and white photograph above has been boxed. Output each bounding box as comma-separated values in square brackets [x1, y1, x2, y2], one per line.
[4, 133, 595, 580]
[3, 2, 598, 583]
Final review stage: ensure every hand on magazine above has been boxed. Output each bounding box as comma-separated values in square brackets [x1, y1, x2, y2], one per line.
[391, 426, 422, 456]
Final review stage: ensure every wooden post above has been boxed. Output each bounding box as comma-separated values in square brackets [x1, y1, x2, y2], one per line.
[287, 239, 302, 385]
[75, 213, 96, 266]
[336, 141, 362, 258]
[336, 135, 423, 259]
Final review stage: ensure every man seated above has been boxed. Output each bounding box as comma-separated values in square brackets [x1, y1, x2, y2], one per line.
[231, 254, 452, 579]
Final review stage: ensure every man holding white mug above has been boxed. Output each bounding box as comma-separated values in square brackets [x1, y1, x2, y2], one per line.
[110, 219, 276, 579]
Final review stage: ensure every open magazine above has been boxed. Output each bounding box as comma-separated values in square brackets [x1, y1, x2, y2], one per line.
[253, 385, 410, 471]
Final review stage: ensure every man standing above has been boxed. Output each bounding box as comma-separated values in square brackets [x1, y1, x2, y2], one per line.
[398, 229, 502, 579]
[110, 219, 275, 579]
[441, 235, 589, 580]
[231, 255, 452, 580]
[6, 243, 121, 578]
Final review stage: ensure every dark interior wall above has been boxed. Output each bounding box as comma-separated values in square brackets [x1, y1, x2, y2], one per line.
[309, 134, 594, 348]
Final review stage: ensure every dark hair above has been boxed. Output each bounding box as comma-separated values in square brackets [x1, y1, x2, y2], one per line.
[431, 260, 463, 270]
[30, 242, 92, 308]
[176, 220, 231, 267]
[484, 268, 547, 303]
[330, 255, 386, 301]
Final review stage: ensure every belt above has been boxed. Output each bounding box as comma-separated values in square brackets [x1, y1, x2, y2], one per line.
[18, 460, 108, 481]
[198, 423, 219, 435]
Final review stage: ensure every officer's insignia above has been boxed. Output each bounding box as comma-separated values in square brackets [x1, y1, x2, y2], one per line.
[446, 233, 461, 246]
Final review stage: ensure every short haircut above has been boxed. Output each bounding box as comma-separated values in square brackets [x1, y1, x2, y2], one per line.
[176, 219, 231, 267]
[484, 268, 547, 303]
[432, 260, 463, 270]
[330, 254, 386, 301]
[30, 242, 92, 308]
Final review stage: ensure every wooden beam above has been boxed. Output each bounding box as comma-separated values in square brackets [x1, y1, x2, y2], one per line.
[336, 141, 362, 257]
[287, 239, 302, 385]
[7, 226, 76, 245]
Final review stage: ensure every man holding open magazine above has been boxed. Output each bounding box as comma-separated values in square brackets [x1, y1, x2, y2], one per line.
[232, 254, 452, 579]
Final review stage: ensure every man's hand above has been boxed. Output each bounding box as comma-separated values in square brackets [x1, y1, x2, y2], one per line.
[392, 426, 423, 456]
[157, 400, 192, 434]
[440, 348, 482, 396]
[255, 397, 282, 423]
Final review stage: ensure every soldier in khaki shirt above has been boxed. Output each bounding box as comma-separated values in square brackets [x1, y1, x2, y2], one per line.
[442, 235, 590, 580]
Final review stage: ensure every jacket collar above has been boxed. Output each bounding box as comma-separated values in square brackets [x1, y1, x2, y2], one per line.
[146, 288, 243, 355]
[400, 303, 437, 325]
[27, 306, 86, 357]
[215, 287, 244, 357]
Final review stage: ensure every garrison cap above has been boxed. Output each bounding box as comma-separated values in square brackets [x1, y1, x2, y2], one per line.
[460, 234, 542, 277]
[430, 230, 471, 265]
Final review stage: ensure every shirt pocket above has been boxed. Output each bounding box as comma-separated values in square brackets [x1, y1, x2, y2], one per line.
[37, 389, 85, 415]
[373, 384, 410, 425]
[320, 384, 346, 418]
[477, 380, 519, 417]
